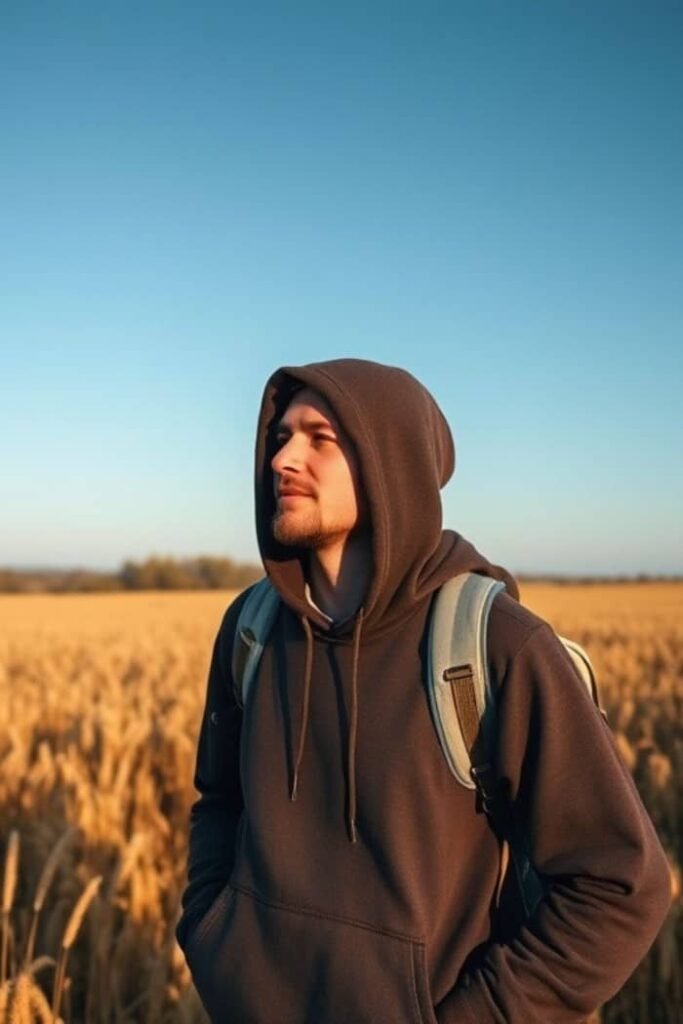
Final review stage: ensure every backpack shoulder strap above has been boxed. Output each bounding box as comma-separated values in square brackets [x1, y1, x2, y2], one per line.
[428, 575, 609, 921]
[427, 571, 506, 794]
[428, 572, 548, 918]
[231, 577, 280, 709]
[556, 635, 608, 720]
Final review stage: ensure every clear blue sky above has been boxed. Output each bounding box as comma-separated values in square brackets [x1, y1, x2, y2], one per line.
[2, 2, 681, 576]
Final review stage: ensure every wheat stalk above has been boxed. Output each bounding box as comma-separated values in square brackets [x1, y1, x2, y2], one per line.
[51, 875, 101, 1024]
[23, 827, 78, 970]
[1, 830, 20, 987]
[26, 955, 56, 978]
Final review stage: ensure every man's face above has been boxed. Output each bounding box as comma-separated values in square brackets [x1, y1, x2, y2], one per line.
[270, 387, 366, 549]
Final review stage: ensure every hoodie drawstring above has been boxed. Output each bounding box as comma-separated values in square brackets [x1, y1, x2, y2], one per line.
[347, 607, 364, 843]
[290, 615, 314, 802]
[290, 607, 365, 844]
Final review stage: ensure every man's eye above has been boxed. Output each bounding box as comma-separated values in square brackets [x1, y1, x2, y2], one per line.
[274, 432, 335, 446]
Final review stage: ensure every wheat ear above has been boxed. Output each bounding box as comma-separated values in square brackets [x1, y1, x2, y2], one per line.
[23, 827, 77, 969]
[8, 971, 30, 1024]
[51, 876, 101, 1024]
[29, 977, 58, 1024]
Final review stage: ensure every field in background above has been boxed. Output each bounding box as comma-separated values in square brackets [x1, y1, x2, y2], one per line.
[0, 585, 680, 1022]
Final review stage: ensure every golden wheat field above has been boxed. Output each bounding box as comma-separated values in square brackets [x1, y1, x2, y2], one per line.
[0, 584, 681, 1023]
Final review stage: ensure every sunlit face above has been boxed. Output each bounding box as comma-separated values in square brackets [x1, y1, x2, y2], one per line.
[270, 387, 366, 549]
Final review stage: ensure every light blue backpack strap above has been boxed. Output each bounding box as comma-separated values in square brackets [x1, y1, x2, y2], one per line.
[231, 577, 280, 709]
[427, 572, 506, 788]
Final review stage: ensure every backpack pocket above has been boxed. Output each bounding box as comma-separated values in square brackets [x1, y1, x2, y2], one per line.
[184, 882, 437, 1024]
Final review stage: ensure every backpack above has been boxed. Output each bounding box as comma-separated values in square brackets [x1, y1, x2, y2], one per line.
[230, 571, 607, 921]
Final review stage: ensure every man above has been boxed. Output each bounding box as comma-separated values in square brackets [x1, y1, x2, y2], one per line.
[176, 358, 671, 1023]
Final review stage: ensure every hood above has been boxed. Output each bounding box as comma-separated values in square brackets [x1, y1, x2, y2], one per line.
[253, 357, 519, 841]
[255, 357, 518, 634]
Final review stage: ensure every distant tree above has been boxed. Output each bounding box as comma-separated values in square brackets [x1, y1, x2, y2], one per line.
[194, 556, 234, 588]
[56, 571, 122, 593]
[120, 557, 197, 590]
[116, 555, 261, 591]
[192, 556, 261, 589]
[0, 570, 23, 592]
[120, 560, 141, 589]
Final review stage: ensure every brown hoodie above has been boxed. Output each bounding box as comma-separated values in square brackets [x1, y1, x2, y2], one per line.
[177, 358, 672, 1024]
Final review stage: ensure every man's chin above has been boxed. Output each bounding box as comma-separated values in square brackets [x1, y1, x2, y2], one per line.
[274, 531, 311, 548]
[272, 515, 316, 548]
[272, 515, 338, 550]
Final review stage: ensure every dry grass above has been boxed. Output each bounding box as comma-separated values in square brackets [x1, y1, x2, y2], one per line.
[0, 585, 680, 1022]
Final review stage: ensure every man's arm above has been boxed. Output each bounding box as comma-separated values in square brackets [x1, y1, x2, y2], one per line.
[175, 591, 248, 952]
[436, 622, 673, 1024]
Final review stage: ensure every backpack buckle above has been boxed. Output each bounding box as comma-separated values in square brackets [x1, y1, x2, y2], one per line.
[239, 627, 256, 649]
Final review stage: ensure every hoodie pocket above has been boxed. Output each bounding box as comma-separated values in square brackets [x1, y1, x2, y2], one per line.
[183, 880, 235, 955]
[184, 883, 437, 1024]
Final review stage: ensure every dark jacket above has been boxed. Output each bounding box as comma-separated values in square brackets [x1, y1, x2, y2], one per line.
[177, 358, 672, 1023]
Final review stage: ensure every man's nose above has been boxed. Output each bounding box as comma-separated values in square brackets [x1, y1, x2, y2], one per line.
[271, 436, 302, 475]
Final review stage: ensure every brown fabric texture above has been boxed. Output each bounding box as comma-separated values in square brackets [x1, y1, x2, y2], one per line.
[177, 358, 672, 1023]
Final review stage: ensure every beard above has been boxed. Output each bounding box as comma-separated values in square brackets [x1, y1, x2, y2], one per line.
[271, 504, 349, 550]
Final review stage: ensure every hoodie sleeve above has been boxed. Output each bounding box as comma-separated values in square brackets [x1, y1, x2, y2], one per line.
[175, 592, 248, 953]
[435, 622, 673, 1024]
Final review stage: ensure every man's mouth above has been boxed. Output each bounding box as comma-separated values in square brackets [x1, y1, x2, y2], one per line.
[278, 493, 311, 504]
[277, 486, 313, 498]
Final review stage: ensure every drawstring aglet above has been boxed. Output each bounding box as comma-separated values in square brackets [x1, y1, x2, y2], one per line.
[290, 772, 299, 802]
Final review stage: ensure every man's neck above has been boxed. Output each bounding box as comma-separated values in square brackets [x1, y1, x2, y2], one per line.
[306, 532, 371, 624]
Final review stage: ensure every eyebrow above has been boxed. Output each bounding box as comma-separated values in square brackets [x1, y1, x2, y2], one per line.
[275, 418, 338, 435]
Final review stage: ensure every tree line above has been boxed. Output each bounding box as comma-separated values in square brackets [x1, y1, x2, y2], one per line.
[0, 560, 680, 594]
[0, 556, 263, 594]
